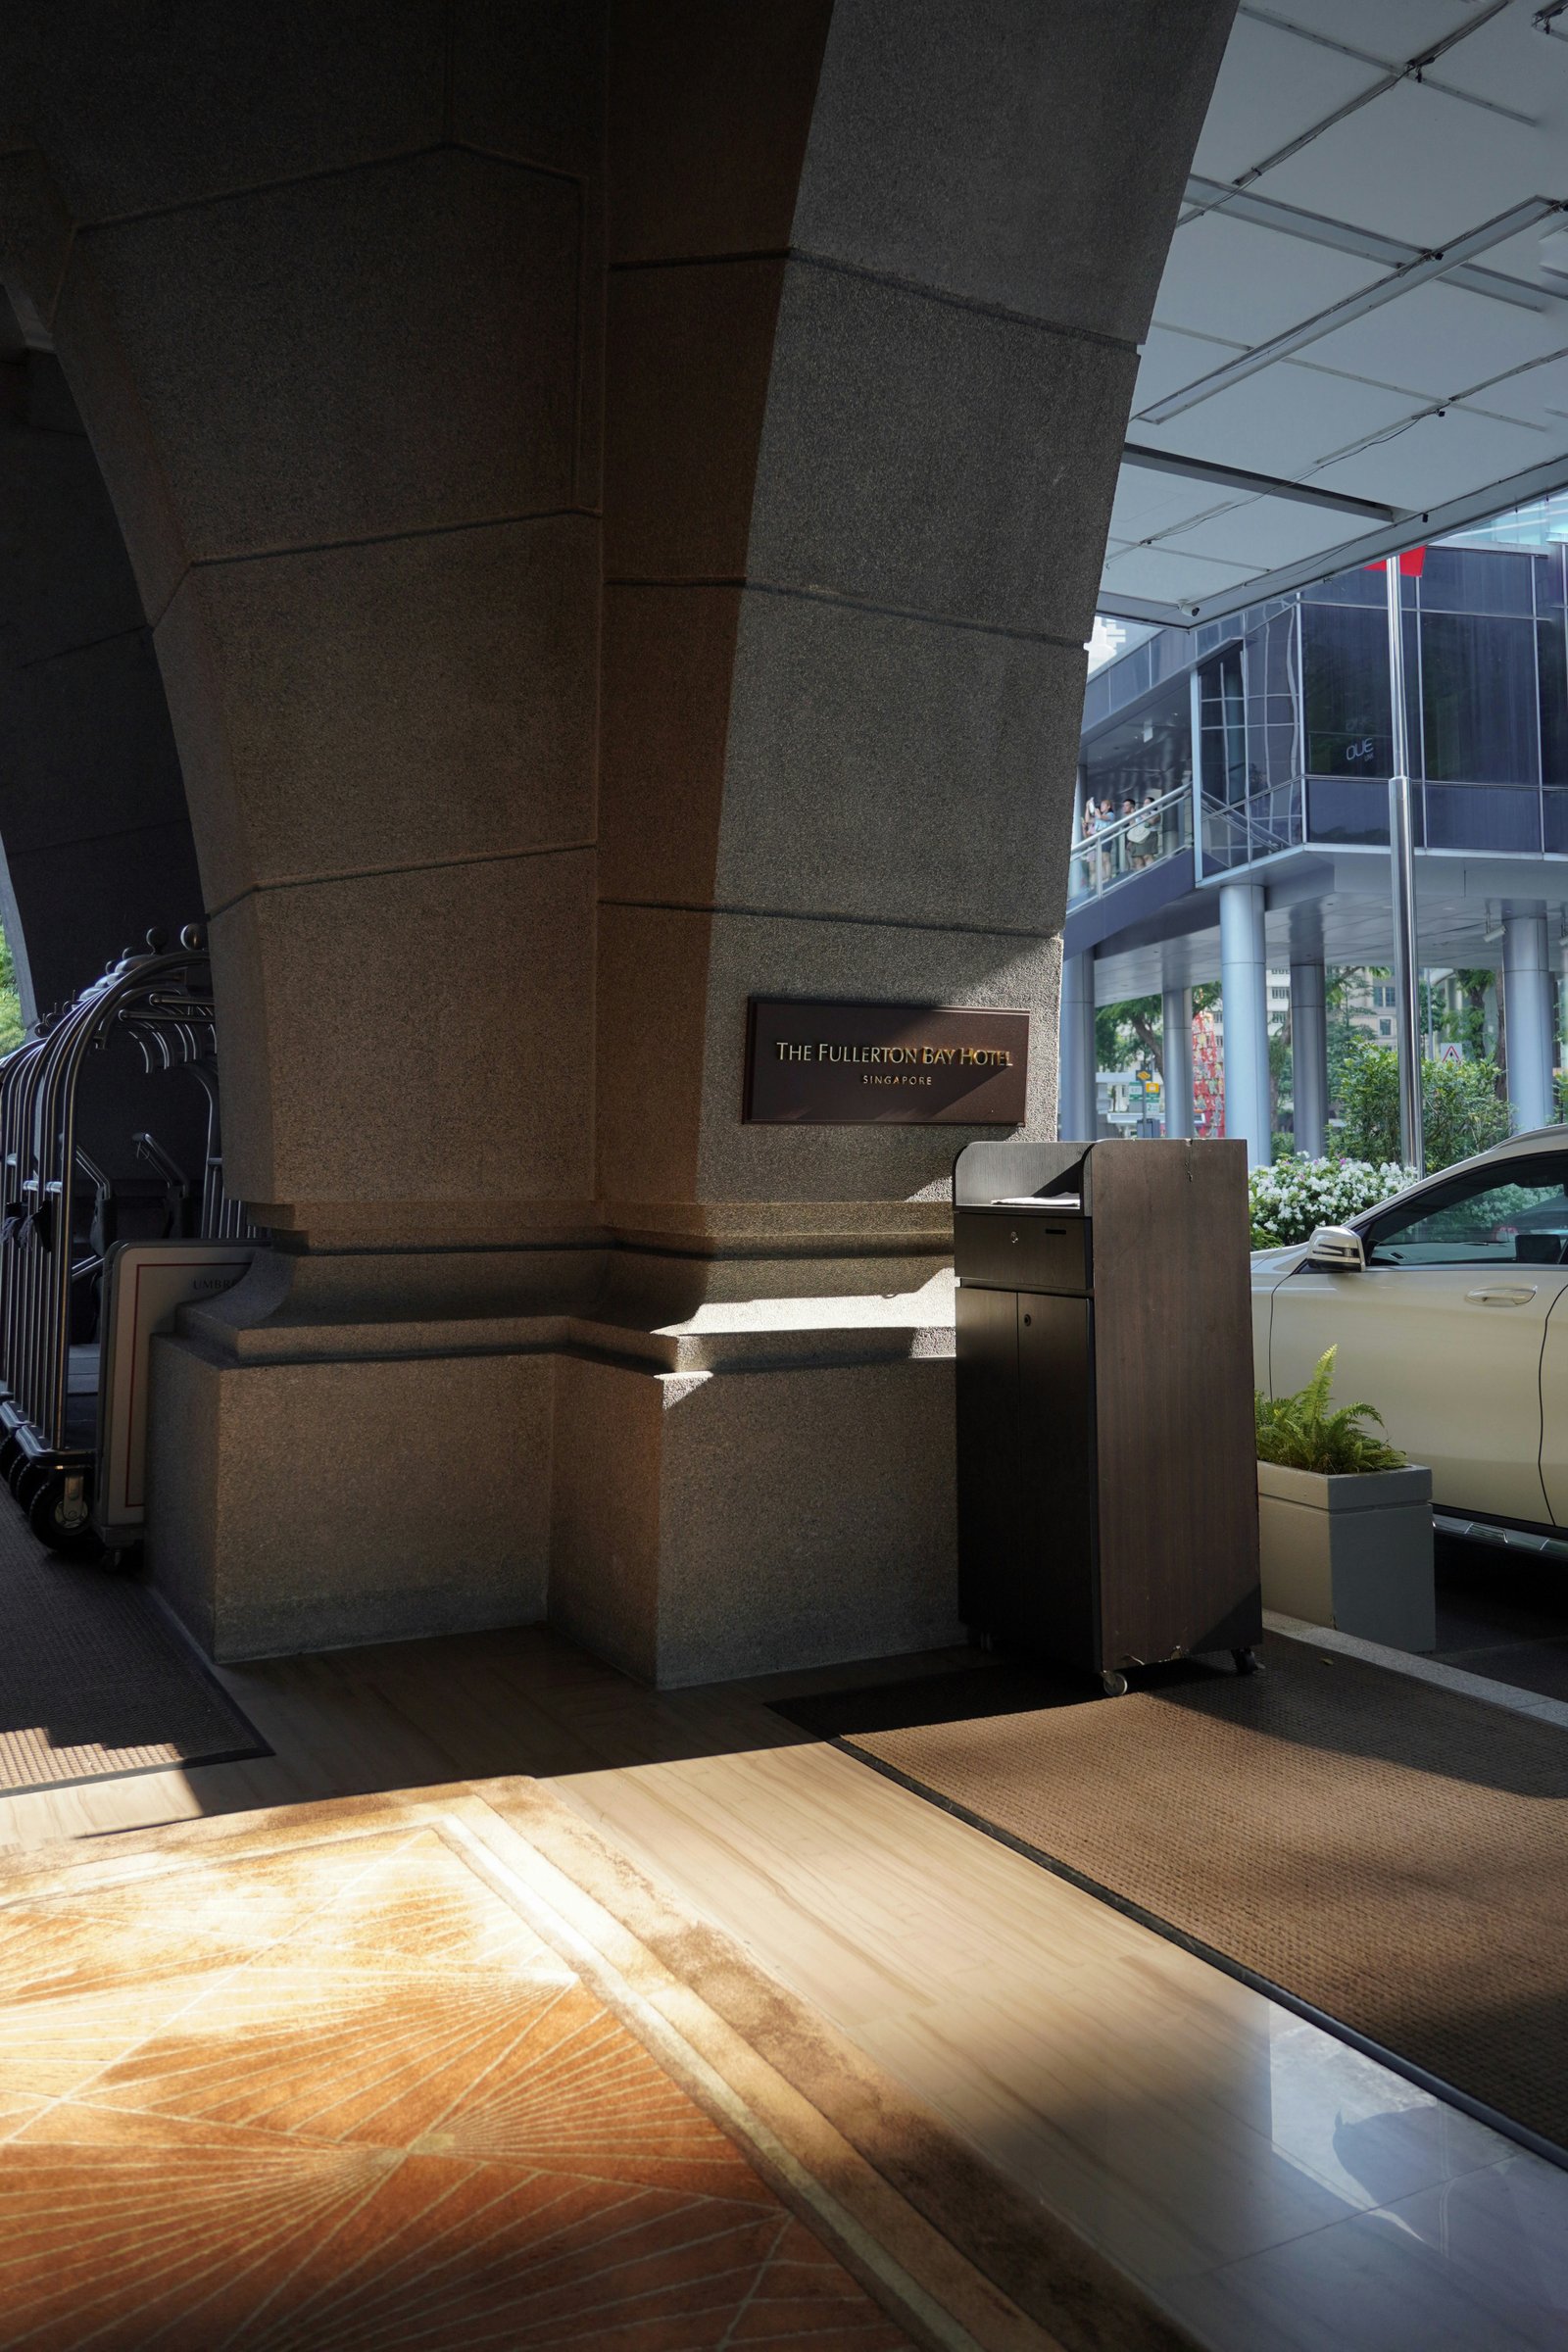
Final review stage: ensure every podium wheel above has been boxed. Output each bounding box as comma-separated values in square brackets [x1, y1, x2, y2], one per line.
[1101, 1669, 1129, 1697]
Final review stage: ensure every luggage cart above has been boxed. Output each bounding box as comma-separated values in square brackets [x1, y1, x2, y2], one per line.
[0, 927, 254, 1553]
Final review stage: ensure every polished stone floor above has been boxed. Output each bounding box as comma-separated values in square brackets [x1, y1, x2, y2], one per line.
[0, 1598, 1564, 2351]
[0, 1798, 921, 2350]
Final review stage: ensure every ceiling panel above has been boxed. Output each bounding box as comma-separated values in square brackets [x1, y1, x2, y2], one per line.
[1099, 544, 1258, 604]
[1260, 3, 1487, 57]
[1416, 2, 1568, 122]
[1105, 468, 1223, 541]
[1466, 349, 1568, 429]
[1154, 212, 1387, 346]
[1190, 13, 1382, 184]
[1130, 360, 1418, 478]
[1477, 218, 1568, 286]
[1308, 400, 1554, 510]
[1154, 495, 1367, 568]
[1095, 0, 1568, 621]
[1251, 74, 1549, 249]
[1129, 323, 1249, 414]
[1304, 279, 1568, 400]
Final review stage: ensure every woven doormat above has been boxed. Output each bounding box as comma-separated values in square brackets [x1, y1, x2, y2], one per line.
[0, 1508, 267, 1793]
[777, 1635, 1568, 2157]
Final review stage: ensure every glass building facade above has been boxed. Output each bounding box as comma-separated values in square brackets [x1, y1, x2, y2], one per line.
[1075, 536, 1568, 899]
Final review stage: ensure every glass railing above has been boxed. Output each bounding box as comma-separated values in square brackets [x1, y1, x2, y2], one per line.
[1200, 780, 1304, 870]
[1067, 783, 1192, 906]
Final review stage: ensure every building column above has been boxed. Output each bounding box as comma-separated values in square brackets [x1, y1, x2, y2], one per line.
[1161, 983, 1193, 1139]
[0, 2, 1240, 1684]
[1058, 952, 1098, 1141]
[1219, 879, 1271, 1168]
[1503, 911, 1556, 1133]
[1290, 957, 1328, 1160]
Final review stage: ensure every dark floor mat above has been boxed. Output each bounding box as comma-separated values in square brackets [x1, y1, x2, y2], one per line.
[1433, 1532, 1568, 1655]
[1434, 1639, 1568, 1703]
[776, 1634, 1568, 2157]
[0, 1510, 268, 1793]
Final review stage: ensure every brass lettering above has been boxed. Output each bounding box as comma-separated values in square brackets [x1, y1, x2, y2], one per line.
[790, 1033, 1014, 1072]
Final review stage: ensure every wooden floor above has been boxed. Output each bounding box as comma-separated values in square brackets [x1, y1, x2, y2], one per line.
[3, 1614, 1567, 2352]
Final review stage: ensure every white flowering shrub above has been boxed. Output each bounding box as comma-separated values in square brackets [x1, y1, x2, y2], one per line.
[1249, 1154, 1414, 1250]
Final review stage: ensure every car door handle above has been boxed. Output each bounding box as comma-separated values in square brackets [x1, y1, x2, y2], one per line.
[1466, 1286, 1538, 1304]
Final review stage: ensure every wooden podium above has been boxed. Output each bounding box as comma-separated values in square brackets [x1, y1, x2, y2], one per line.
[952, 1137, 1261, 1692]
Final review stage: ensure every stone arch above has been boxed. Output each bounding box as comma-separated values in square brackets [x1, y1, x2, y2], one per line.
[0, 3, 1237, 1674]
[600, 0, 1237, 1240]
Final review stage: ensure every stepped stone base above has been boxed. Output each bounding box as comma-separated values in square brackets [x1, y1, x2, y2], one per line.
[146, 1240, 962, 1680]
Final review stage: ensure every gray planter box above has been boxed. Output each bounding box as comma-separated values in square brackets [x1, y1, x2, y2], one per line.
[1257, 1460, 1436, 1652]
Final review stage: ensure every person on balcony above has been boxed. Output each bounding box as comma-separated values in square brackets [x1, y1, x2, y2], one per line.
[1116, 794, 1137, 878]
[1075, 797, 1102, 894]
[1129, 787, 1158, 870]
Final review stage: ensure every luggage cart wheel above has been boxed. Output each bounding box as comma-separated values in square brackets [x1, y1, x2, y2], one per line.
[11, 1456, 46, 1508]
[1232, 1646, 1262, 1677]
[1101, 1669, 1130, 1697]
[27, 1475, 99, 1559]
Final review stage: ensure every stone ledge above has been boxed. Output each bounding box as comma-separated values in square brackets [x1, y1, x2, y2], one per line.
[1266, 1609, 1568, 1733]
[170, 1306, 956, 1379]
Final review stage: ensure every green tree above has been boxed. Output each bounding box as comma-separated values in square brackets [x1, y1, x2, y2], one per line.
[1338, 1040, 1512, 1172]
[1420, 969, 1506, 1102]
[0, 928, 23, 1057]
[1096, 983, 1220, 1079]
[1095, 994, 1158, 1076]
[1269, 1025, 1293, 1144]
[1439, 969, 1496, 1060]
[1424, 1054, 1513, 1166]
[1324, 965, 1378, 1126]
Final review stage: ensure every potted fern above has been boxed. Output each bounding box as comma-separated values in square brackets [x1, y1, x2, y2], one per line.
[1255, 1347, 1435, 1650]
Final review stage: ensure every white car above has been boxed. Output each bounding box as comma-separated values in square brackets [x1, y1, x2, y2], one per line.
[1252, 1126, 1568, 1537]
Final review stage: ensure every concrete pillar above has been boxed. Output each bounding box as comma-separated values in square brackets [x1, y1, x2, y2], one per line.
[1290, 958, 1328, 1160]
[1058, 953, 1098, 1140]
[1161, 984, 1193, 1139]
[1503, 912, 1556, 1133]
[1220, 879, 1272, 1169]
[0, 1, 1240, 1680]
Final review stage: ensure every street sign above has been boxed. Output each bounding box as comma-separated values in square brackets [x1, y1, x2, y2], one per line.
[1435, 1040, 1465, 1064]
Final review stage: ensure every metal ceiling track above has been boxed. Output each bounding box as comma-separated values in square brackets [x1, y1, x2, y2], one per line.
[1120, 444, 1400, 522]
[1236, 4, 1534, 126]
[1179, 177, 1568, 317]
[1141, 197, 1564, 425]
[1222, 0, 1518, 193]
[1096, 452, 1568, 631]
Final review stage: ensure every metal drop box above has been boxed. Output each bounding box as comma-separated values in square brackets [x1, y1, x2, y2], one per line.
[952, 1137, 1261, 1691]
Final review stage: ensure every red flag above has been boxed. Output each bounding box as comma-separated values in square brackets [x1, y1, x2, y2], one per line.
[1365, 547, 1427, 576]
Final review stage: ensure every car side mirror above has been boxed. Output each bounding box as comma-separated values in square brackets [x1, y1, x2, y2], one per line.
[1305, 1224, 1366, 1272]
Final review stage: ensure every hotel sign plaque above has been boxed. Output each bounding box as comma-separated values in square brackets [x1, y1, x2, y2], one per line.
[744, 999, 1029, 1126]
